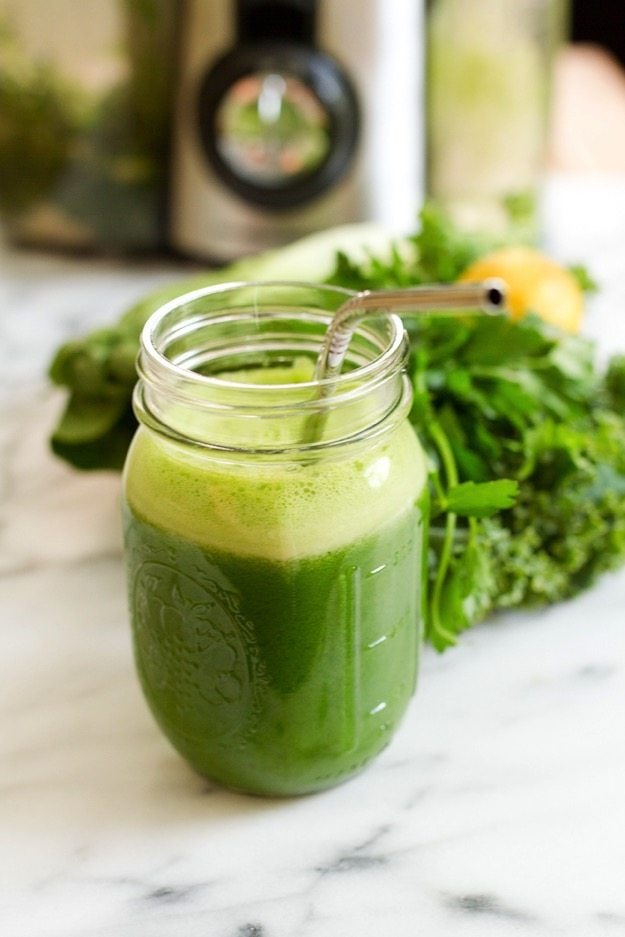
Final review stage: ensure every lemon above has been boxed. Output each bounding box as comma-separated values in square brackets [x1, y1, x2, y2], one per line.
[459, 246, 584, 334]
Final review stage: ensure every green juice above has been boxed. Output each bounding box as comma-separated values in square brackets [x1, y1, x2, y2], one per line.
[123, 368, 428, 795]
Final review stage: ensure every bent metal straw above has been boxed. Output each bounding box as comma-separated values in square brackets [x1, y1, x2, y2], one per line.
[304, 280, 507, 444]
[314, 279, 507, 382]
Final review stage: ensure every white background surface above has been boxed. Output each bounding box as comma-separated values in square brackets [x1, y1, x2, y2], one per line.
[1, 174, 625, 937]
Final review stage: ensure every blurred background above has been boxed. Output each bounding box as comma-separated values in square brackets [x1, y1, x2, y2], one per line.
[0, 0, 624, 261]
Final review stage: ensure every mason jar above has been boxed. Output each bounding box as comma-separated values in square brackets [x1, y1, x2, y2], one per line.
[122, 282, 429, 796]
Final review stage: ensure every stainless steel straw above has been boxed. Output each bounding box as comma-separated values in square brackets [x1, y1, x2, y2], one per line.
[314, 279, 507, 382]
[305, 279, 507, 443]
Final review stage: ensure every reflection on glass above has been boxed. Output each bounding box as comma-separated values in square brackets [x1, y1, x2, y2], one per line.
[215, 71, 331, 187]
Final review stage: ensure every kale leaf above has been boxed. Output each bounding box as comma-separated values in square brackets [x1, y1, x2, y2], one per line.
[413, 317, 625, 649]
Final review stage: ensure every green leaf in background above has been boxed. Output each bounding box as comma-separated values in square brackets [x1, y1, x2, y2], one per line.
[52, 393, 129, 445]
[51, 404, 136, 471]
[604, 355, 625, 412]
[445, 480, 519, 518]
[569, 263, 599, 294]
[0, 20, 79, 215]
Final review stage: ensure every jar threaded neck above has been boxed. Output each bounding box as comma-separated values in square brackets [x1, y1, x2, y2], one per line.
[135, 281, 411, 455]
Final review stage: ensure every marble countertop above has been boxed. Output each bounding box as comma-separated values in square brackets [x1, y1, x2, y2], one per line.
[2, 175, 625, 937]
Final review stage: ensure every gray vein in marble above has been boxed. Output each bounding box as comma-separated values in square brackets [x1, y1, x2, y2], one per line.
[236, 925, 266, 937]
[314, 824, 390, 876]
[595, 912, 625, 929]
[574, 664, 617, 681]
[403, 782, 434, 810]
[444, 892, 539, 925]
[144, 885, 199, 904]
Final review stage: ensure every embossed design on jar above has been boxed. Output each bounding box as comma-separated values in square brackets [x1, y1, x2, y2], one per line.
[132, 558, 257, 739]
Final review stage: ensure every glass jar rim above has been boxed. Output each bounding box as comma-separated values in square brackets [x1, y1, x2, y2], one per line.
[135, 280, 412, 455]
[140, 280, 407, 393]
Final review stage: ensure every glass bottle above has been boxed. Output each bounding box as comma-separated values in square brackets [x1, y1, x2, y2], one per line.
[426, 0, 569, 242]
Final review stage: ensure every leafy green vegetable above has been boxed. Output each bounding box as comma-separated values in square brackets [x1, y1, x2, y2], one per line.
[0, 2, 177, 249]
[604, 355, 625, 412]
[47, 206, 625, 649]
[51, 403, 137, 471]
[444, 480, 519, 517]
[412, 316, 625, 649]
[0, 21, 78, 215]
[569, 264, 599, 295]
